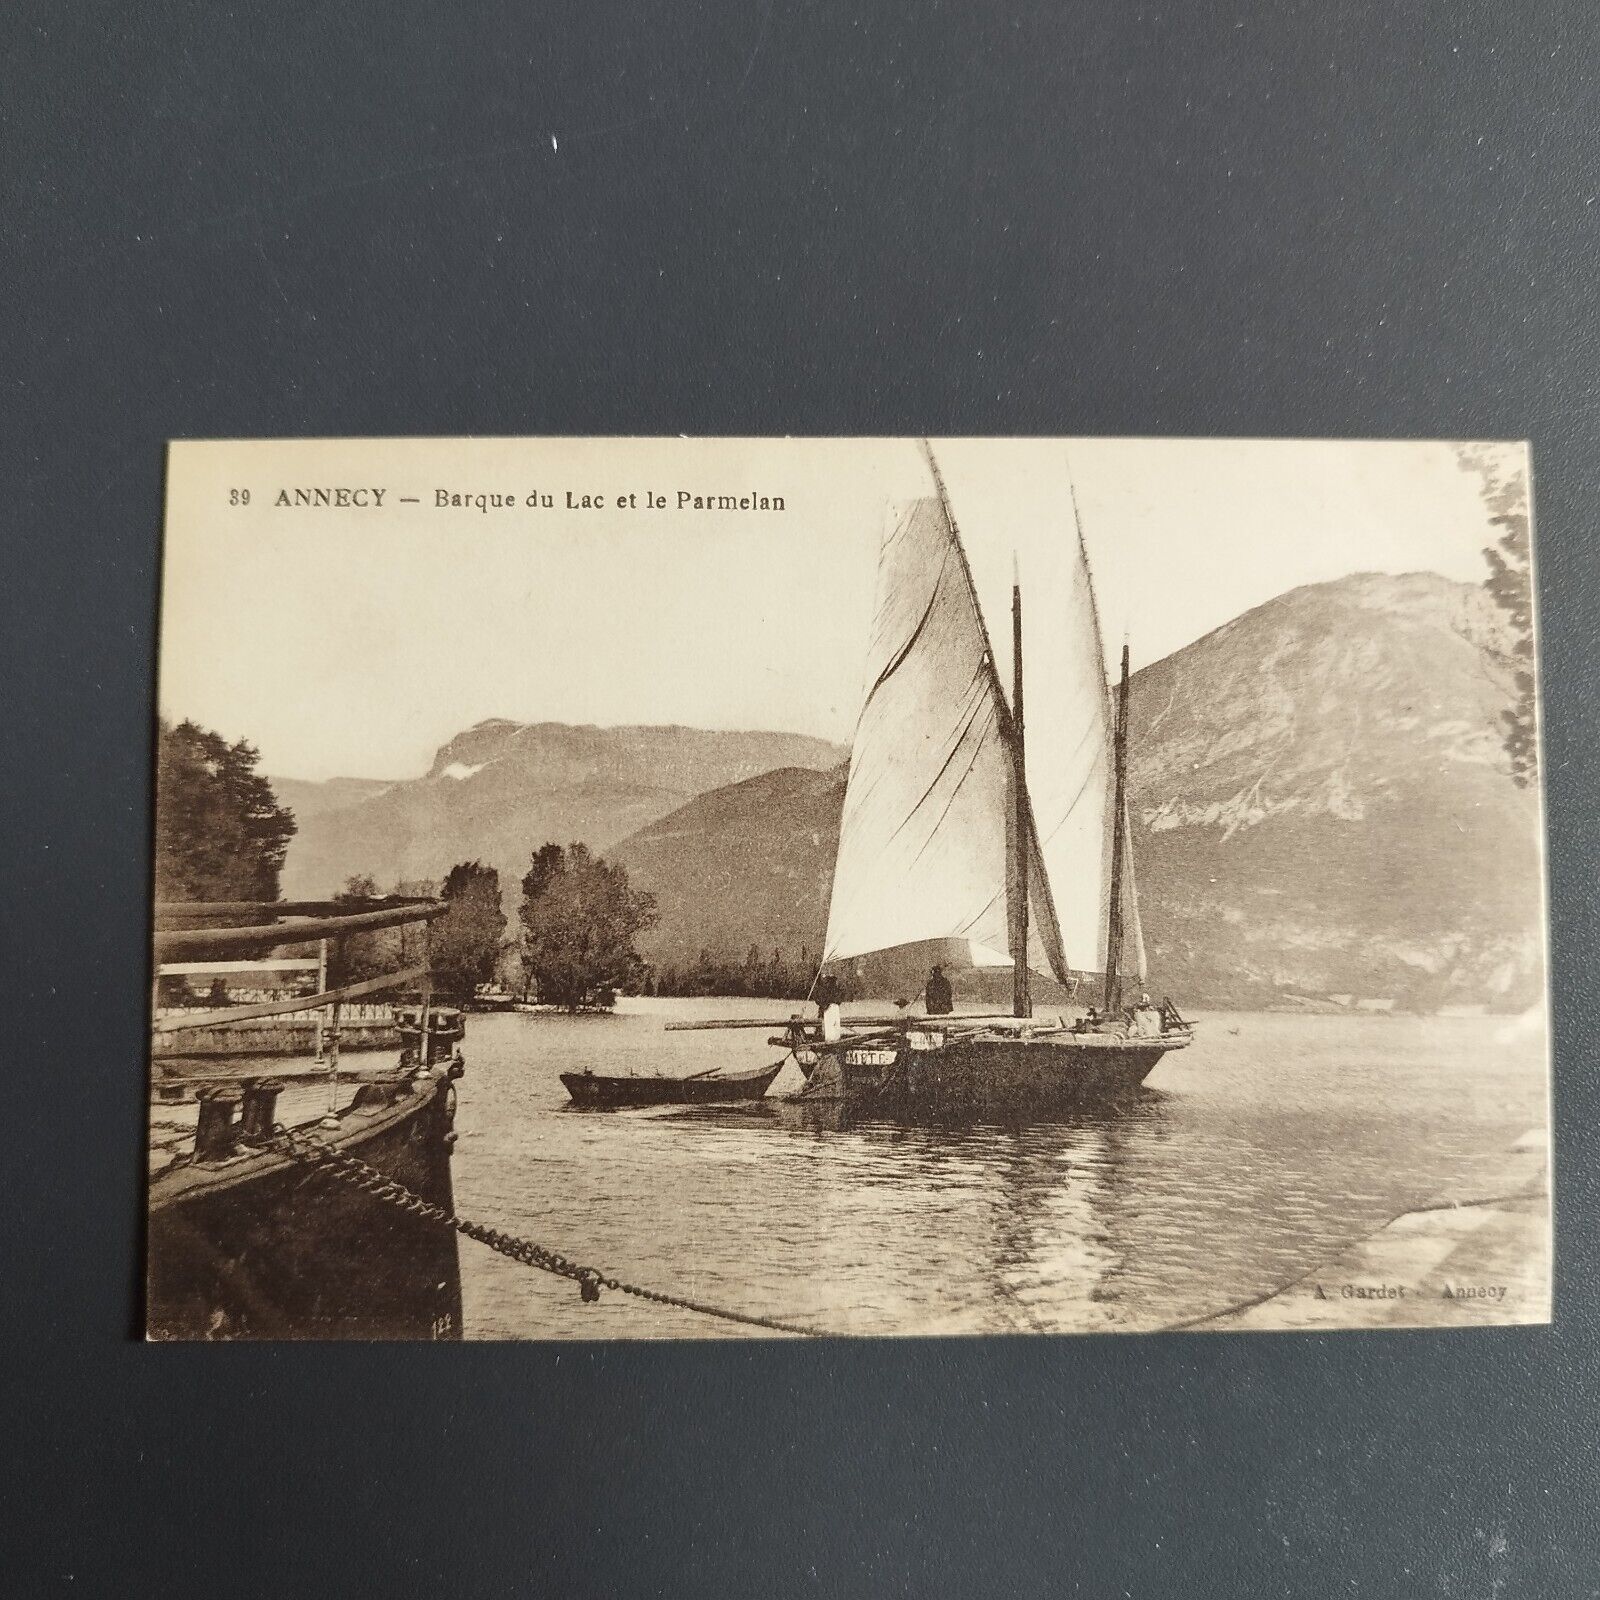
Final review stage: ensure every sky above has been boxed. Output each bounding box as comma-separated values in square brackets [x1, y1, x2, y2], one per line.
[159, 435, 1526, 780]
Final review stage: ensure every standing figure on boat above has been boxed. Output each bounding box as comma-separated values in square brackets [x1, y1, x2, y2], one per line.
[1130, 992, 1163, 1039]
[924, 964, 954, 1016]
[814, 974, 844, 1042]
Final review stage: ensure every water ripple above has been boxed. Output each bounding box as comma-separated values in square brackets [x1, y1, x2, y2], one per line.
[449, 1001, 1546, 1338]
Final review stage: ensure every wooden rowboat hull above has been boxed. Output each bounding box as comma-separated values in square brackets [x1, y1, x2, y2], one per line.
[560, 1063, 783, 1108]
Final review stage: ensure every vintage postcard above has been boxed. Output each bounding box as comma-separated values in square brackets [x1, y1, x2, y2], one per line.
[148, 436, 1550, 1340]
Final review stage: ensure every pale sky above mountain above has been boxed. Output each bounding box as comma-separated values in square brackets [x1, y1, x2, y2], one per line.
[160, 436, 1527, 780]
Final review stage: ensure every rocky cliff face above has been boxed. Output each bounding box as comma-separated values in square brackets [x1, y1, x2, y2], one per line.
[1124, 571, 1540, 1008]
[613, 573, 1544, 1011]
[276, 721, 845, 900]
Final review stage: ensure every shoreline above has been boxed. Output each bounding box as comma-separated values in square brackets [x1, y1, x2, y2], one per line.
[1174, 1127, 1550, 1332]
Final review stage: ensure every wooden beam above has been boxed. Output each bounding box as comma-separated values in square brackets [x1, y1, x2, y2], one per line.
[664, 1015, 810, 1031]
[152, 965, 426, 1034]
[663, 1010, 1053, 1033]
[157, 959, 321, 977]
[153, 1063, 415, 1086]
[154, 897, 437, 924]
[153, 902, 449, 959]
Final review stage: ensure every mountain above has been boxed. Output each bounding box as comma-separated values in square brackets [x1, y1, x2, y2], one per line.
[271, 775, 393, 824]
[612, 573, 1544, 1011]
[1123, 571, 1540, 1009]
[276, 721, 846, 900]
[612, 764, 846, 970]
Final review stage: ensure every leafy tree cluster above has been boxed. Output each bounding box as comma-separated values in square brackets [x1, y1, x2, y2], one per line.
[329, 873, 397, 984]
[431, 861, 507, 1002]
[328, 868, 504, 1004]
[1457, 444, 1538, 787]
[154, 719, 296, 902]
[519, 843, 657, 1010]
[647, 946, 819, 1000]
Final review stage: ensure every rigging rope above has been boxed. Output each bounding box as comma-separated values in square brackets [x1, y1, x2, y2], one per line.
[272, 1124, 823, 1338]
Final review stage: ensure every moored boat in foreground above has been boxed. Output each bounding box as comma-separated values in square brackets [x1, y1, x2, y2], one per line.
[148, 897, 467, 1340]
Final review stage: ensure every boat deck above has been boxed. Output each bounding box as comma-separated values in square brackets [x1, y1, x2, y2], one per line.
[149, 1074, 397, 1183]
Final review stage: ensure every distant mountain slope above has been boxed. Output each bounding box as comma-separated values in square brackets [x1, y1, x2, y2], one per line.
[1124, 570, 1539, 1008]
[612, 765, 846, 968]
[277, 721, 845, 899]
[271, 775, 392, 825]
[612, 573, 1544, 1011]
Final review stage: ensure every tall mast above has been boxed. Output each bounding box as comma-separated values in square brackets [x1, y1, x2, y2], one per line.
[1102, 643, 1131, 1014]
[912, 438, 1066, 988]
[1012, 568, 1031, 1019]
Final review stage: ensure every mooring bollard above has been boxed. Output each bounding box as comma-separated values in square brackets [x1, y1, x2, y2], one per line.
[193, 1088, 241, 1162]
[237, 1081, 282, 1146]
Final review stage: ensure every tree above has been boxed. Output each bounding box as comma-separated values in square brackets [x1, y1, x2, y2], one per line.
[522, 843, 566, 902]
[1457, 444, 1537, 787]
[330, 873, 397, 984]
[431, 861, 507, 1002]
[494, 940, 530, 1001]
[519, 843, 657, 1010]
[154, 718, 296, 901]
[391, 876, 438, 973]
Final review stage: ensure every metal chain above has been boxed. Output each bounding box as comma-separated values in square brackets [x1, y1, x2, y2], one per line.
[273, 1124, 822, 1338]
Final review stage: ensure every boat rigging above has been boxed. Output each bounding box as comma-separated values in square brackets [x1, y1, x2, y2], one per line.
[671, 439, 1192, 1112]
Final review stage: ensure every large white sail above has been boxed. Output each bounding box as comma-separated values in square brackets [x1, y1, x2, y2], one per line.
[932, 443, 1140, 981]
[822, 496, 1065, 977]
[824, 444, 1143, 985]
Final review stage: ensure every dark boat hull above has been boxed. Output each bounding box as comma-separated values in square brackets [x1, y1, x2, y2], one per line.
[795, 1030, 1187, 1113]
[147, 1075, 462, 1341]
[561, 1063, 783, 1108]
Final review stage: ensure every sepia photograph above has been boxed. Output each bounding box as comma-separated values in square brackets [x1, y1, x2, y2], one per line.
[147, 435, 1550, 1340]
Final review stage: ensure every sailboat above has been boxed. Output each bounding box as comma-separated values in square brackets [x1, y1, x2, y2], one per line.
[783, 440, 1192, 1111]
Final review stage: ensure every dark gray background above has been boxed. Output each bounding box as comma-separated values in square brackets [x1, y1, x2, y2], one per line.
[6, 1, 1598, 1594]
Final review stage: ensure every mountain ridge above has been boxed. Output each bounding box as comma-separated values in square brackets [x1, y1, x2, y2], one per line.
[276, 720, 846, 900]
[611, 571, 1542, 1010]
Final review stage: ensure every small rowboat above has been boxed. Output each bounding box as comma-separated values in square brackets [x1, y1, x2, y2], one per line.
[559, 1062, 783, 1109]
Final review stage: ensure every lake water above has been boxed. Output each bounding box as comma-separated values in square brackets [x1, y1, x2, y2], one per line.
[448, 1000, 1548, 1339]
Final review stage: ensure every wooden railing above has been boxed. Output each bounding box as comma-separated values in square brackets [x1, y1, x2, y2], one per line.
[151, 899, 448, 1038]
[152, 966, 427, 1035]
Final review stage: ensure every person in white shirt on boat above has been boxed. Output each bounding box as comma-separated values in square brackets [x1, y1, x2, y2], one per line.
[1130, 992, 1163, 1038]
[814, 975, 844, 1043]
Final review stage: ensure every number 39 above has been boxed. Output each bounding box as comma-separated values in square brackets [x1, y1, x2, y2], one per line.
[229, 488, 250, 506]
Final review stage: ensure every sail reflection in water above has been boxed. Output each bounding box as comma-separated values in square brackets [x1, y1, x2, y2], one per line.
[776, 1095, 1171, 1335]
